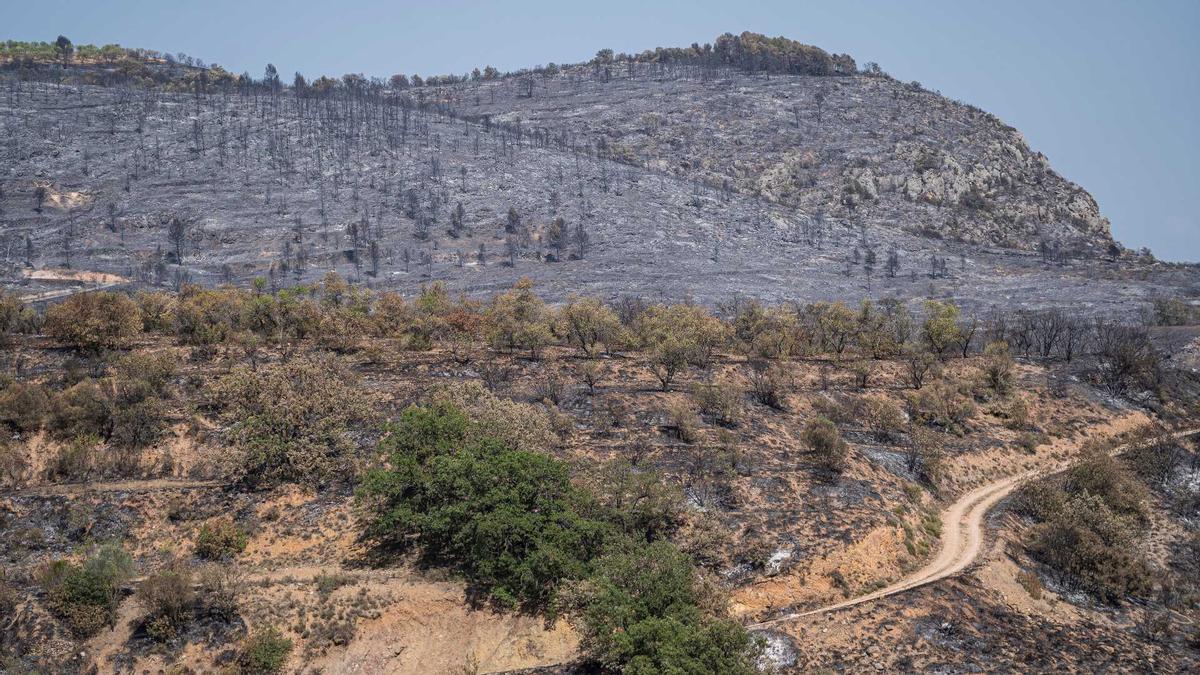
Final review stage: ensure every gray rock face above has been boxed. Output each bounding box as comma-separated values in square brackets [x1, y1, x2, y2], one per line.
[460, 69, 1115, 254]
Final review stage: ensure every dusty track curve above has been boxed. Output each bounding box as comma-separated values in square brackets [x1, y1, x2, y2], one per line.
[750, 427, 1199, 629]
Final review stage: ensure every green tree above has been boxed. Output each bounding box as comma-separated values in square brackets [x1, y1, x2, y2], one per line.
[358, 403, 612, 609]
[558, 295, 620, 357]
[578, 542, 758, 674]
[921, 300, 962, 359]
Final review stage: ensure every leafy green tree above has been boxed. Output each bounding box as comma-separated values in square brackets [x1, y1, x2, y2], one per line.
[578, 542, 758, 674]
[358, 403, 612, 610]
[921, 300, 962, 359]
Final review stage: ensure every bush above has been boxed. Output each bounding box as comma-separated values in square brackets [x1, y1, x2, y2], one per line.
[207, 356, 373, 486]
[804, 416, 848, 477]
[109, 398, 166, 449]
[137, 564, 195, 641]
[0, 439, 26, 486]
[905, 425, 945, 486]
[196, 562, 240, 621]
[589, 461, 683, 543]
[850, 360, 874, 389]
[40, 543, 134, 637]
[173, 286, 243, 346]
[906, 379, 975, 434]
[665, 401, 701, 444]
[1063, 449, 1149, 521]
[46, 433, 102, 480]
[0, 381, 51, 433]
[577, 542, 758, 674]
[690, 378, 741, 427]
[429, 381, 556, 453]
[43, 291, 142, 352]
[982, 341, 1015, 395]
[239, 627, 293, 674]
[0, 291, 36, 343]
[746, 359, 790, 410]
[1018, 450, 1153, 604]
[854, 394, 906, 442]
[1026, 492, 1150, 604]
[134, 290, 176, 332]
[47, 379, 112, 441]
[194, 518, 248, 560]
[531, 365, 568, 405]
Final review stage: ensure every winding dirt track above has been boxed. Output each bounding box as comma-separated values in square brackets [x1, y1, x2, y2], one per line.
[750, 427, 1200, 630]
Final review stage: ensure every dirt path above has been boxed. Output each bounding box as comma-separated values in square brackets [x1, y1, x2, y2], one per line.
[750, 427, 1199, 629]
[1, 478, 221, 498]
[17, 268, 128, 303]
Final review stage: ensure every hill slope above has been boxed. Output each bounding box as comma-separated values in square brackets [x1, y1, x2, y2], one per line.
[0, 35, 1193, 311]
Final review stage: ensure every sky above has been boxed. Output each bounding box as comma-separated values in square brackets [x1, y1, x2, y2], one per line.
[7, 0, 1199, 261]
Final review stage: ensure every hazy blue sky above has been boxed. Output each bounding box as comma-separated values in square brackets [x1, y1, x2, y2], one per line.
[8, 0, 1198, 261]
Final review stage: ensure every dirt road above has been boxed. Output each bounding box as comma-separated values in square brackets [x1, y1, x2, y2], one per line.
[750, 427, 1199, 629]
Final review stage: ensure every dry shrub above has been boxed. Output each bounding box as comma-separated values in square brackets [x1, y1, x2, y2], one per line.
[531, 364, 568, 405]
[430, 380, 556, 452]
[803, 416, 848, 477]
[746, 359, 790, 410]
[690, 377, 742, 427]
[478, 359, 517, 392]
[207, 355, 374, 486]
[593, 395, 628, 436]
[138, 562, 196, 641]
[194, 518, 248, 560]
[0, 382, 51, 433]
[665, 401, 701, 444]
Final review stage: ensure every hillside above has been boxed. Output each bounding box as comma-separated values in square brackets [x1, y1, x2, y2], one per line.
[1, 34, 1195, 312]
[1, 34, 1200, 674]
[1, 280, 1198, 673]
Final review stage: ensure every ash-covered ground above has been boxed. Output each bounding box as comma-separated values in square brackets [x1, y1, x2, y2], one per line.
[0, 72, 1195, 314]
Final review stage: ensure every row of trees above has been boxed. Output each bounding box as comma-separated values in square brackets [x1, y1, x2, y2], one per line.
[601, 31, 858, 77]
[3, 276, 1170, 402]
